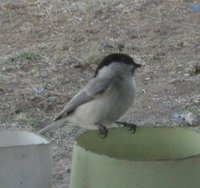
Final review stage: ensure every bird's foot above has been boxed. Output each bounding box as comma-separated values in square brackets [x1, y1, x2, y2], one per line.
[96, 123, 108, 138]
[116, 121, 137, 133]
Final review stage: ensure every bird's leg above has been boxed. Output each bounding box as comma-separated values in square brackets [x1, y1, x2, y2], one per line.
[116, 121, 137, 133]
[95, 123, 108, 138]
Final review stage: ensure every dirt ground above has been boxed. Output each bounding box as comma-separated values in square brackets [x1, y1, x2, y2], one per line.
[0, 0, 200, 187]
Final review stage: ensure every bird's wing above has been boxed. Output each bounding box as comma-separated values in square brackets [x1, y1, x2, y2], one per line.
[54, 77, 113, 120]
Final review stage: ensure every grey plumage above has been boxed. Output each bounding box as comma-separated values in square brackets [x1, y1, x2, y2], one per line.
[38, 53, 141, 135]
[54, 77, 113, 121]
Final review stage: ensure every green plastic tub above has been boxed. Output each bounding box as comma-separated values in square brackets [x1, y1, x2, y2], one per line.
[69, 127, 200, 188]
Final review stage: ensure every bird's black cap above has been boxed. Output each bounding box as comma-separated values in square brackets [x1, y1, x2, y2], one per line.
[94, 53, 141, 77]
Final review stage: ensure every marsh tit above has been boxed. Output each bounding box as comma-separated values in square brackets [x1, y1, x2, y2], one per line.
[38, 53, 141, 137]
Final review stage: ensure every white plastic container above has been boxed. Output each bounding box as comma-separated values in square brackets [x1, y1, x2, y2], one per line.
[0, 131, 52, 188]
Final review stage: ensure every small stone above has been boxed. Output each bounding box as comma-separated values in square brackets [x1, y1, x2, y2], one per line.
[71, 63, 82, 68]
[30, 96, 37, 101]
[0, 88, 4, 93]
[170, 111, 199, 127]
[89, 63, 97, 71]
[194, 64, 200, 74]
[14, 108, 22, 114]
[187, 64, 200, 76]
[143, 77, 152, 85]
[184, 112, 199, 127]
[184, 73, 190, 77]
[144, 77, 151, 81]
[1, 66, 6, 71]
[47, 96, 59, 102]
[194, 96, 200, 104]
[102, 43, 114, 49]
[117, 44, 125, 51]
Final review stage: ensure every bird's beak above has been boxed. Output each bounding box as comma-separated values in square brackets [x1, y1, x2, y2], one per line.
[135, 63, 142, 68]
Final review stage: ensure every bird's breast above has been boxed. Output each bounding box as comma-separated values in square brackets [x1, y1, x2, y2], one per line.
[69, 77, 136, 129]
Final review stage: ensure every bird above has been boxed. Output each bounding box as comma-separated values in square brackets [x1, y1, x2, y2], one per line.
[38, 53, 141, 137]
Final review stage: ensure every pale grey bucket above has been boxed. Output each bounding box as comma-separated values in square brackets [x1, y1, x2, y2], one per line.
[0, 131, 52, 188]
[69, 127, 200, 188]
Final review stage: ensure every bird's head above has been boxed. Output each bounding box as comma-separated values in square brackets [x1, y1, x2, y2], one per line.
[94, 53, 141, 77]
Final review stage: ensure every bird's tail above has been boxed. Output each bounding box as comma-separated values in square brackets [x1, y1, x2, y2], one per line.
[37, 118, 68, 135]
